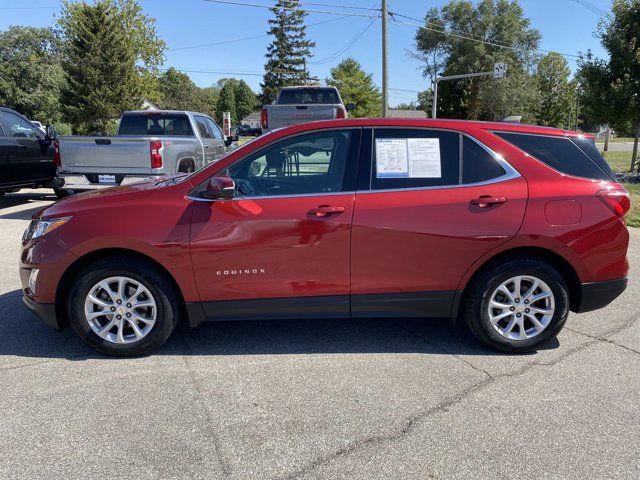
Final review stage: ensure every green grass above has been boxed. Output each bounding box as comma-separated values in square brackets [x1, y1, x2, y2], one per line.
[601, 151, 639, 227]
[596, 136, 636, 143]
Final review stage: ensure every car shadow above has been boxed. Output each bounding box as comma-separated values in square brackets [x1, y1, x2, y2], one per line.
[0, 190, 57, 220]
[0, 289, 560, 360]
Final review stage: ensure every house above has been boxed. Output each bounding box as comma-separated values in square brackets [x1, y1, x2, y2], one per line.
[241, 111, 261, 128]
[387, 109, 428, 119]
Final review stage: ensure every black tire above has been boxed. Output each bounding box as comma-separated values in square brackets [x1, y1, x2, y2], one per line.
[53, 187, 74, 199]
[178, 161, 194, 174]
[462, 257, 569, 353]
[68, 256, 180, 356]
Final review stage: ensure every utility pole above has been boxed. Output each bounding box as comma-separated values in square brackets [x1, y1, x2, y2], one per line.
[381, 0, 388, 117]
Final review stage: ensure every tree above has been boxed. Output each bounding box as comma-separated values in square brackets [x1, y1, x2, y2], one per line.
[413, 0, 541, 121]
[235, 80, 258, 123]
[158, 67, 213, 115]
[577, 0, 640, 172]
[216, 81, 237, 126]
[535, 52, 576, 128]
[260, 0, 315, 104]
[59, 1, 139, 133]
[0, 26, 65, 124]
[327, 58, 381, 118]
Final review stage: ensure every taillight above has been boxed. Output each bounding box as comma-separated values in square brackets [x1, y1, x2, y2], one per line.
[150, 140, 163, 169]
[336, 107, 346, 119]
[597, 188, 631, 217]
[260, 109, 268, 130]
[53, 139, 61, 167]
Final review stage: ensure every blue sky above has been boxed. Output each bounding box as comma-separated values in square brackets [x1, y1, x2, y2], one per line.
[0, 0, 611, 106]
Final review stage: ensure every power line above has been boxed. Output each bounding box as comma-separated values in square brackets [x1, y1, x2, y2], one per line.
[569, 0, 608, 16]
[201, 0, 377, 18]
[309, 17, 376, 64]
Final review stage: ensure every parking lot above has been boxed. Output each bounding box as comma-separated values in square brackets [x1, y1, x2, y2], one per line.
[1, 189, 639, 479]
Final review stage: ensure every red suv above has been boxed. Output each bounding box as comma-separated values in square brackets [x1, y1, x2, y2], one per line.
[20, 119, 630, 356]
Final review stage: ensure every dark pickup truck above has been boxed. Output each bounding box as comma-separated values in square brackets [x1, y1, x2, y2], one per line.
[0, 107, 58, 198]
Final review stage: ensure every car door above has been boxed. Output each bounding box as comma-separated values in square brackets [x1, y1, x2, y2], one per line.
[350, 128, 527, 317]
[0, 122, 16, 186]
[193, 115, 216, 164]
[0, 110, 53, 184]
[204, 117, 227, 160]
[189, 128, 361, 320]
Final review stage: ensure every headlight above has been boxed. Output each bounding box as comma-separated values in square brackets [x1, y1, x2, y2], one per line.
[23, 217, 71, 242]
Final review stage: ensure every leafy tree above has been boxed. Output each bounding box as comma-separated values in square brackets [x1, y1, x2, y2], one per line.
[216, 81, 237, 126]
[261, 0, 315, 104]
[577, 0, 640, 171]
[158, 67, 214, 115]
[327, 58, 381, 118]
[413, 0, 541, 121]
[0, 26, 65, 124]
[59, 1, 139, 133]
[235, 80, 258, 123]
[535, 52, 576, 128]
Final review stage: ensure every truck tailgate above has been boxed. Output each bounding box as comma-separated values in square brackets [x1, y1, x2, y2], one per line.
[58, 136, 152, 174]
[267, 105, 338, 131]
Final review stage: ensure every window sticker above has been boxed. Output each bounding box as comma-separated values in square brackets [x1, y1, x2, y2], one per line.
[376, 138, 442, 178]
[407, 138, 441, 178]
[375, 139, 409, 177]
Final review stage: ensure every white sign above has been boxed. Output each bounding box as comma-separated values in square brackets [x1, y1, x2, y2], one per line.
[493, 62, 507, 79]
[407, 138, 441, 178]
[376, 138, 442, 179]
[376, 139, 409, 177]
[222, 112, 231, 137]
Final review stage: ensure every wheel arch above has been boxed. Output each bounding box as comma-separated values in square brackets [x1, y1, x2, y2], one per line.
[455, 246, 582, 318]
[176, 157, 196, 173]
[55, 248, 187, 330]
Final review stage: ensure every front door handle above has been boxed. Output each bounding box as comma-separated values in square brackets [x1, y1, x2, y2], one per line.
[470, 195, 507, 208]
[308, 205, 346, 217]
[203, 144, 210, 148]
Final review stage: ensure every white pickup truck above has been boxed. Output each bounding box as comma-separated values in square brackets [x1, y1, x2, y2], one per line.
[260, 86, 354, 134]
[54, 110, 232, 193]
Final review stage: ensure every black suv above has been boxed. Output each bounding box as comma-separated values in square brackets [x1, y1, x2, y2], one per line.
[0, 107, 58, 198]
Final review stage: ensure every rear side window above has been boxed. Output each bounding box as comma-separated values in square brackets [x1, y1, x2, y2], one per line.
[278, 88, 339, 105]
[495, 132, 611, 181]
[570, 137, 616, 180]
[462, 137, 505, 184]
[118, 114, 193, 136]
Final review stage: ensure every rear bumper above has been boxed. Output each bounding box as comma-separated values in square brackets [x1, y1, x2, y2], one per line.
[23, 295, 61, 330]
[55, 173, 165, 190]
[575, 277, 627, 313]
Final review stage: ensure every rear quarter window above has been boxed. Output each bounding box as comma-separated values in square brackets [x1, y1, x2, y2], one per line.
[494, 131, 612, 181]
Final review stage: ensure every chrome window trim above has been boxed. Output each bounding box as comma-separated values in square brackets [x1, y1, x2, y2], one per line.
[365, 126, 521, 193]
[186, 190, 355, 203]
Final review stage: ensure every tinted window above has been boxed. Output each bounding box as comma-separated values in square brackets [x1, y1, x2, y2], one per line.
[205, 118, 223, 140]
[570, 137, 616, 181]
[194, 116, 213, 139]
[278, 88, 340, 105]
[1, 111, 38, 138]
[228, 130, 351, 197]
[371, 129, 460, 190]
[463, 137, 505, 184]
[118, 114, 193, 136]
[495, 132, 610, 181]
[0, 123, 4, 136]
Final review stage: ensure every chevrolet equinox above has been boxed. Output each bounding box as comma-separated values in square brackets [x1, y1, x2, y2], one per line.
[20, 119, 630, 356]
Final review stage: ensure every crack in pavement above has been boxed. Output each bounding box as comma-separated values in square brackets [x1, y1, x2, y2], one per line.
[179, 331, 232, 478]
[565, 315, 640, 356]
[281, 313, 640, 480]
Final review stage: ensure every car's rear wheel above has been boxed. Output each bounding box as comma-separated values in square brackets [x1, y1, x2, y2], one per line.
[463, 257, 569, 353]
[68, 257, 180, 356]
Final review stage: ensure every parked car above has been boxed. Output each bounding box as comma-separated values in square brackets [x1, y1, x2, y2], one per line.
[261, 86, 354, 134]
[55, 110, 233, 194]
[29, 120, 47, 135]
[0, 107, 59, 198]
[237, 123, 262, 137]
[21, 118, 629, 356]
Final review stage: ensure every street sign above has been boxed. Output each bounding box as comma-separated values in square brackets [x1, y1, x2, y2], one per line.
[222, 112, 231, 138]
[493, 62, 507, 79]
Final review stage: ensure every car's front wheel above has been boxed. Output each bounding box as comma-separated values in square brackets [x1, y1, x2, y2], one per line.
[68, 257, 180, 356]
[463, 257, 569, 353]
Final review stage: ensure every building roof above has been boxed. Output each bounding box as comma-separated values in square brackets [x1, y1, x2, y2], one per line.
[387, 109, 428, 119]
[242, 111, 261, 123]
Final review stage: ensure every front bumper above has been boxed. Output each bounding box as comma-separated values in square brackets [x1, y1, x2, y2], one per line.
[55, 173, 165, 191]
[575, 277, 628, 313]
[23, 295, 61, 330]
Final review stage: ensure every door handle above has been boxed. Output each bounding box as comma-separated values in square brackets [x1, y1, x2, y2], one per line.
[17, 144, 28, 149]
[204, 144, 210, 148]
[470, 195, 507, 208]
[308, 205, 346, 217]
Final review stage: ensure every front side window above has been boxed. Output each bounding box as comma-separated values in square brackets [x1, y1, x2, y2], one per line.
[371, 129, 460, 190]
[205, 118, 223, 140]
[194, 116, 213, 139]
[1, 112, 38, 138]
[227, 130, 351, 197]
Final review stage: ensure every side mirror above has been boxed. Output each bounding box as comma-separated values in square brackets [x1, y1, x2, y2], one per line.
[45, 124, 57, 140]
[345, 103, 356, 112]
[224, 136, 234, 147]
[200, 175, 235, 200]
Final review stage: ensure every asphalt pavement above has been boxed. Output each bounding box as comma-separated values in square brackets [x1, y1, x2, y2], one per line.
[1, 189, 638, 480]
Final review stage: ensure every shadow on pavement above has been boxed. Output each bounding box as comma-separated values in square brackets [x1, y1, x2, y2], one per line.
[0, 289, 559, 360]
[0, 190, 57, 220]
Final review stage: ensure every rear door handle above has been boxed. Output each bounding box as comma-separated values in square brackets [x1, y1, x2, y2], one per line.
[470, 196, 507, 208]
[17, 144, 28, 149]
[204, 144, 210, 148]
[308, 205, 346, 217]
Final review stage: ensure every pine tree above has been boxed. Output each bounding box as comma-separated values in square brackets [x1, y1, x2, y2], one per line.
[260, 0, 315, 104]
[60, 1, 139, 133]
[327, 58, 381, 118]
[235, 80, 258, 123]
[216, 81, 237, 126]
